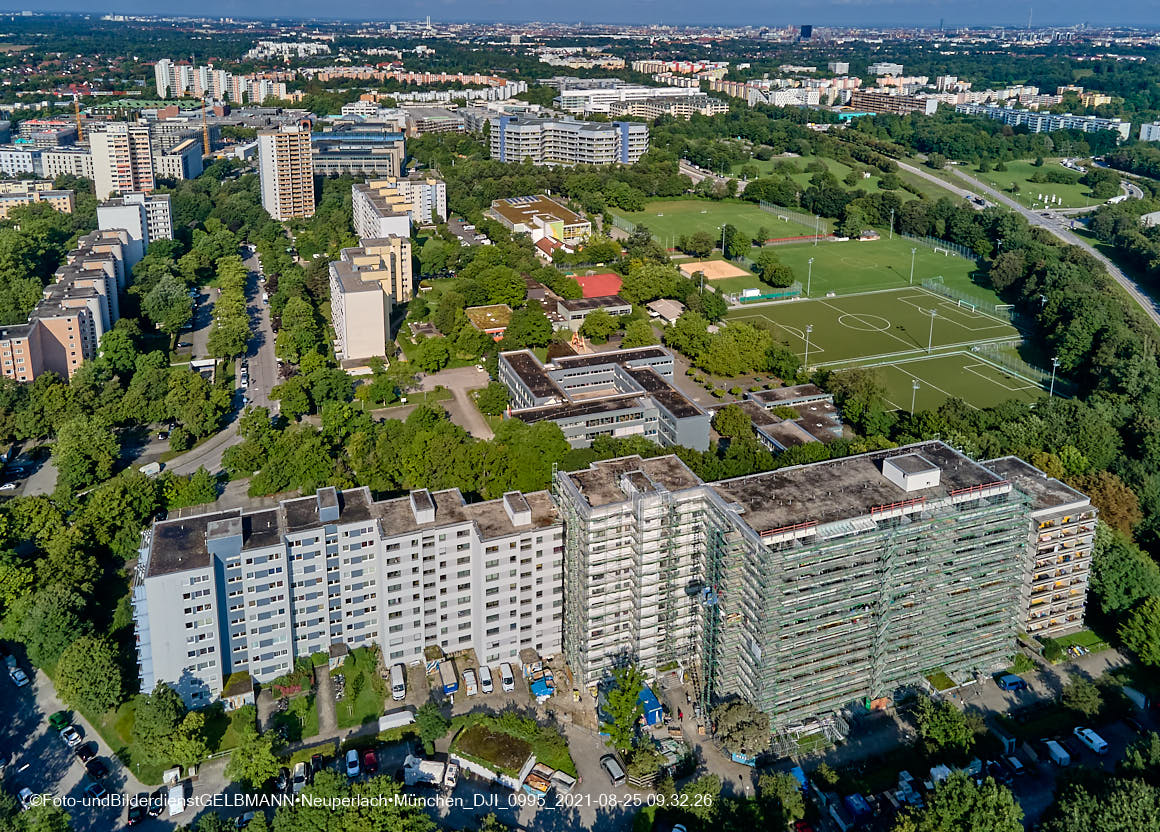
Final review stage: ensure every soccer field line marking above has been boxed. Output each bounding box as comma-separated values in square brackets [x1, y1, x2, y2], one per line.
[885, 364, 980, 411]
[962, 362, 1039, 393]
[894, 294, 1012, 333]
[818, 299, 919, 352]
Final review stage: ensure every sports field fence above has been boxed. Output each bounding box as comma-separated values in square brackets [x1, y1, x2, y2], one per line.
[758, 202, 830, 235]
[900, 232, 977, 261]
[611, 214, 637, 234]
[970, 343, 1074, 396]
[921, 278, 1027, 329]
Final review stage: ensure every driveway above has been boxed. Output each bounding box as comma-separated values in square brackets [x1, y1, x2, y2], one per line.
[420, 366, 492, 439]
[187, 286, 218, 361]
[314, 666, 337, 736]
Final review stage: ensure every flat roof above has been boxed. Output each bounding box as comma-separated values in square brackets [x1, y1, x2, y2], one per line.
[146, 486, 559, 578]
[464, 304, 512, 331]
[561, 455, 703, 508]
[558, 295, 630, 313]
[984, 457, 1091, 513]
[748, 384, 830, 405]
[501, 350, 566, 399]
[490, 195, 586, 228]
[710, 442, 1009, 535]
[553, 346, 669, 370]
[511, 393, 647, 424]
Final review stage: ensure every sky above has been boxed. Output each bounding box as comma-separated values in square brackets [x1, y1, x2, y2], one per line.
[9, 1, 1157, 28]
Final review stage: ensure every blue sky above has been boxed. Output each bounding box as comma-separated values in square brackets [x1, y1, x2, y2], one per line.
[11, 1, 1154, 28]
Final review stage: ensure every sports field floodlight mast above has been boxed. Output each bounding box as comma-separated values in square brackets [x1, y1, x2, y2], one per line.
[889, 208, 895, 240]
[909, 248, 917, 285]
[804, 324, 814, 370]
[1050, 356, 1060, 397]
[807, 257, 814, 298]
[911, 379, 920, 413]
[927, 309, 937, 354]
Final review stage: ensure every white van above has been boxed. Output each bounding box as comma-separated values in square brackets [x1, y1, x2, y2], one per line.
[167, 784, 185, 817]
[390, 664, 406, 701]
[479, 665, 493, 694]
[1073, 726, 1109, 755]
[499, 662, 515, 692]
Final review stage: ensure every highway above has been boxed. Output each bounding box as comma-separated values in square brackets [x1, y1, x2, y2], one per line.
[896, 159, 1160, 329]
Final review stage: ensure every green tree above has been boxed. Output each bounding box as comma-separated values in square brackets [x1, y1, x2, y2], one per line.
[1121, 731, 1160, 782]
[914, 697, 976, 758]
[621, 318, 658, 349]
[711, 700, 771, 756]
[892, 772, 1022, 832]
[712, 404, 753, 440]
[170, 710, 210, 769]
[141, 274, 193, 337]
[54, 636, 123, 714]
[1040, 777, 1160, 832]
[502, 303, 553, 348]
[15, 803, 73, 832]
[601, 665, 644, 751]
[224, 715, 284, 789]
[1061, 676, 1104, 717]
[839, 206, 866, 239]
[413, 338, 451, 373]
[52, 417, 119, 492]
[579, 308, 619, 343]
[132, 683, 187, 766]
[415, 702, 451, 753]
[1120, 596, 1160, 668]
[2, 586, 89, 671]
[680, 775, 722, 823]
[475, 383, 509, 417]
[758, 772, 806, 828]
[1090, 526, 1160, 614]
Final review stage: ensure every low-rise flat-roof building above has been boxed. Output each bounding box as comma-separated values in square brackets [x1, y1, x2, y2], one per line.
[465, 304, 513, 339]
[716, 392, 842, 452]
[488, 195, 592, 247]
[154, 136, 204, 181]
[498, 347, 710, 450]
[132, 485, 564, 707]
[555, 295, 632, 331]
[955, 103, 1131, 139]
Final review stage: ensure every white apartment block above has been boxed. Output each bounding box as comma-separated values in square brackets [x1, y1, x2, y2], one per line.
[41, 147, 94, 180]
[868, 62, 904, 76]
[1140, 122, 1160, 142]
[97, 192, 173, 269]
[258, 123, 315, 221]
[352, 175, 447, 238]
[954, 103, 1131, 140]
[555, 82, 708, 114]
[155, 59, 288, 103]
[328, 237, 413, 361]
[489, 116, 648, 166]
[132, 486, 564, 707]
[91, 123, 155, 200]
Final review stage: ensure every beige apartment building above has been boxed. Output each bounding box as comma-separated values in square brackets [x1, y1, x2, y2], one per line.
[328, 237, 413, 362]
[0, 182, 75, 220]
[258, 123, 315, 221]
[91, 123, 156, 200]
[351, 174, 447, 238]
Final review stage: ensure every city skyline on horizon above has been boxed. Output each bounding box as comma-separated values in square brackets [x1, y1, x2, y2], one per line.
[4, 2, 1155, 30]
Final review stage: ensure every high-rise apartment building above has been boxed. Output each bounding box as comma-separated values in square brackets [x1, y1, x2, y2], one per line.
[352, 175, 447, 238]
[954, 103, 1131, 140]
[328, 237, 413, 361]
[257, 123, 315, 221]
[553, 442, 1094, 736]
[132, 486, 564, 707]
[489, 116, 648, 166]
[97, 192, 173, 270]
[91, 123, 156, 200]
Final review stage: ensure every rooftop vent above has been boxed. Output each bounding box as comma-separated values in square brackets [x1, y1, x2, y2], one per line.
[503, 492, 532, 526]
[410, 489, 435, 524]
[882, 454, 941, 493]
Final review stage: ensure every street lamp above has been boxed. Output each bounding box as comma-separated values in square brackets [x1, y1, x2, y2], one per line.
[927, 309, 937, 354]
[911, 379, 920, 413]
[804, 324, 814, 370]
[1050, 356, 1060, 398]
[909, 247, 917, 285]
[807, 257, 814, 298]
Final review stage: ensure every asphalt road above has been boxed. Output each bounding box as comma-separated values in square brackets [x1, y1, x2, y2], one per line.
[419, 366, 493, 439]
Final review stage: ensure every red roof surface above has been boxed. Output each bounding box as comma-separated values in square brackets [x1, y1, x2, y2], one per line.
[573, 272, 623, 299]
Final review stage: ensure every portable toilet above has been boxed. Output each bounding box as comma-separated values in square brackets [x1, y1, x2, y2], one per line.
[637, 686, 663, 726]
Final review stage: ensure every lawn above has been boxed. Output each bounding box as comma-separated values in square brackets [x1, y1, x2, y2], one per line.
[610, 198, 817, 247]
[449, 712, 576, 777]
[728, 288, 1020, 367]
[335, 647, 387, 730]
[733, 156, 932, 202]
[766, 236, 985, 299]
[453, 723, 533, 776]
[1046, 629, 1110, 658]
[272, 694, 320, 742]
[972, 159, 1100, 209]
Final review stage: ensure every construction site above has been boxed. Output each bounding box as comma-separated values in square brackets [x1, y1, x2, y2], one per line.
[552, 442, 1096, 751]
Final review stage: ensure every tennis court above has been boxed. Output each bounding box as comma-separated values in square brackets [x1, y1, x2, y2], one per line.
[728, 288, 1020, 367]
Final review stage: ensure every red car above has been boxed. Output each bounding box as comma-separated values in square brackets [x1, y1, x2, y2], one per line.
[362, 749, 378, 774]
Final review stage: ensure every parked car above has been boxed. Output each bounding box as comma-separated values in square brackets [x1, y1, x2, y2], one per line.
[346, 749, 360, 778]
[126, 800, 147, 827]
[75, 742, 96, 763]
[274, 767, 290, 793]
[599, 754, 626, 786]
[362, 749, 378, 775]
[85, 782, 108, 802]
[235, 811, 256, 829]
[292, 761, 307, 795]
[59, 725, 82, 747]
[464, 669, 478, 697]
[0, 483, 16, 491]
[148, 787, 167, 817]
[310, 753, 324, 777]
[500, 663, 515, 692]
[17, 787, 35, 810]
[6, 655, 28, 687]
[479, 665, 493, 694]
[996, 674, 1028, 692]
[85, 758, 109, 780]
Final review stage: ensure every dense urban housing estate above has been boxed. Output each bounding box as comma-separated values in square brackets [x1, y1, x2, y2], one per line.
[954, 103, 1132, 138]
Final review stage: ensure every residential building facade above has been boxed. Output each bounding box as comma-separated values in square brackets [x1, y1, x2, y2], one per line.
[352, 175, 447, 237]
[328, 237, 413, 361]
[91, 123, 156, 200]
[97, 192, 173, 269]
[258, 123, 315, 221]
[955, 103, 1131, 139]
[488, 116, 648, 166]
[0, 183, 75, 220]
[132, 486, 564, 707]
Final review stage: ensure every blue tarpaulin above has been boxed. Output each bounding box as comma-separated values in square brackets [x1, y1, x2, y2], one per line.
[638, 687, 663, 725]
[531, 677, 553, 698]
[790, 766, 807, 790]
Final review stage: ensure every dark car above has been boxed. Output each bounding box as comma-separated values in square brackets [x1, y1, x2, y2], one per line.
[274, 766, 290, 792]
[126, 801, 147, 827]
[75, 742, 96, 763]
[362, 749, 378, 774]
[149, 787, 166, 817]
[310, 753, 324, 780]
[85, 758, 109, 780]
